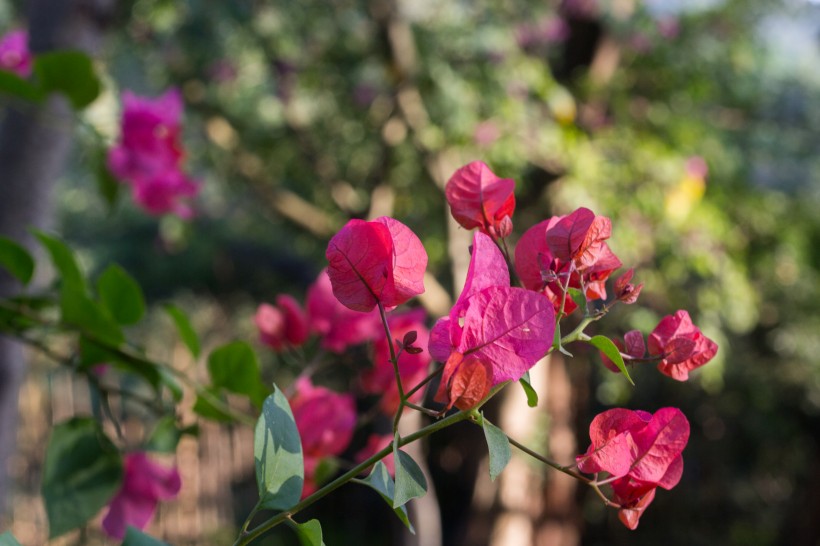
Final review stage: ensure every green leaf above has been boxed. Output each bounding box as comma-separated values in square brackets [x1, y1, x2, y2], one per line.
[207, 341, 269, 407]
[0, 70, 45, 102]
[586, 335, 635, 386]
[34, 230, 84, 291]
[567, 287, 587, 315]
[60, 287, 124, 347]
[79, 336, 163, 391]
[193, 388, 235, 422]
[481, 415, 511, 481]
[0, 237, 35, 285]
[254, 386, 304, 511]
[288, 519, 325, 546]
[358, 461, 415, 533]
[34, 51, 100, 109]
[97, 264, 145, 325]
[95, 149, 121, 208]
[145, 416, 197, 453]
[519, 372, 538, 408]
[122, 527, 171, 546]
[392, 437, 427, 508]
[164, 304, 200, 358]
[0, 531, 23, 546]
[41, 418, 122, 538]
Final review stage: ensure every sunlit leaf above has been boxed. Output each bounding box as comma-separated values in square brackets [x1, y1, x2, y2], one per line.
[254, 386, 304, 511]
[587, 335, 634, 385]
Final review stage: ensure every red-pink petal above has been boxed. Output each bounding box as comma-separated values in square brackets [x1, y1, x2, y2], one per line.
[457, 286, 554, 384]
[445, 161, 516, 236]
[372, 216, 427, 308]
[628, 407, 690, 485]
[326, 219, 394, 312]
[545, 207, 595, 262]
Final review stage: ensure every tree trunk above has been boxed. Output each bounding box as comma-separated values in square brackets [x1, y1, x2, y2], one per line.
[0, 0, 114, 518]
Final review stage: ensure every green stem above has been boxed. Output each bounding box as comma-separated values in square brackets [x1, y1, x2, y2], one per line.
[497, 427, 622, 509]
[233, 409, 472, 546]
[404, 363, 443, 400]
[377, 302, 406, 434]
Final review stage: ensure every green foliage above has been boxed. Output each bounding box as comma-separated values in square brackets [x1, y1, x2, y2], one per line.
[288, 519, 325, 546]
[122, 527, 171, 546]
[0, 237, 35, 285]
[146, 415, 198, 453]
[41, 418, 122, 538]
[33, 51, 101, 109]
[164, 304, 201, 358]
[206, 341, 269, 407]
[97, 264, 146, 325]
[586, 335, 634, 386]
[254, 386, 304, 511]
[0, 531, 23, 546]
[518, 371, 538, 408]
[357, 461, 415, 533]
[481, 415, 511, 482]
[391, 437, 428, 509]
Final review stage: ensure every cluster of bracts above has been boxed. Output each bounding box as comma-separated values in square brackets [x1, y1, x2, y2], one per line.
[256, 161, 718, 529]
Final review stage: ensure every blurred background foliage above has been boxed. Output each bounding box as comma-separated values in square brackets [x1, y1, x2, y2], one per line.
[4, 0, 820, 544]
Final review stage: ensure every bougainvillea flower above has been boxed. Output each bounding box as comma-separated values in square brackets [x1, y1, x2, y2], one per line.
[515, 218, 574, 313]
[289, 377, 357, 498]
[435, 352, 493, 411]
[130, 170, 199, 218]
[255, 295, 309, 351]
[647, 310, 718, 381]
[108, 89, 185, 181]
[576, 407, 689, 529]
[326, 217, 427, 312]
[101, 452, 181, 539]
[609, 477, 658, 530]
[306, 269, 382, 352]
[108, 89, 200, 218]
[360, 308, 431, 415]
[429, 232, 554, 408]
[545, 207, 620, 274]
[445, 161, 515, 239]
[613, 268, 643, 304]
[600, 330, 645, 373]
[0, 29, 31, 77]
[355, 433, 396, 477]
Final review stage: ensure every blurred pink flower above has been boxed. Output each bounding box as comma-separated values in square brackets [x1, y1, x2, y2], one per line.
[108, 89, 200, 218]
[255, 295, 309, 351]
[0, 29, 31, 77]
[290, 377, 356, 497]
[102, 452, 181, 539]
[306, 269, 381, 353]
[131, 170, 199, 218]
